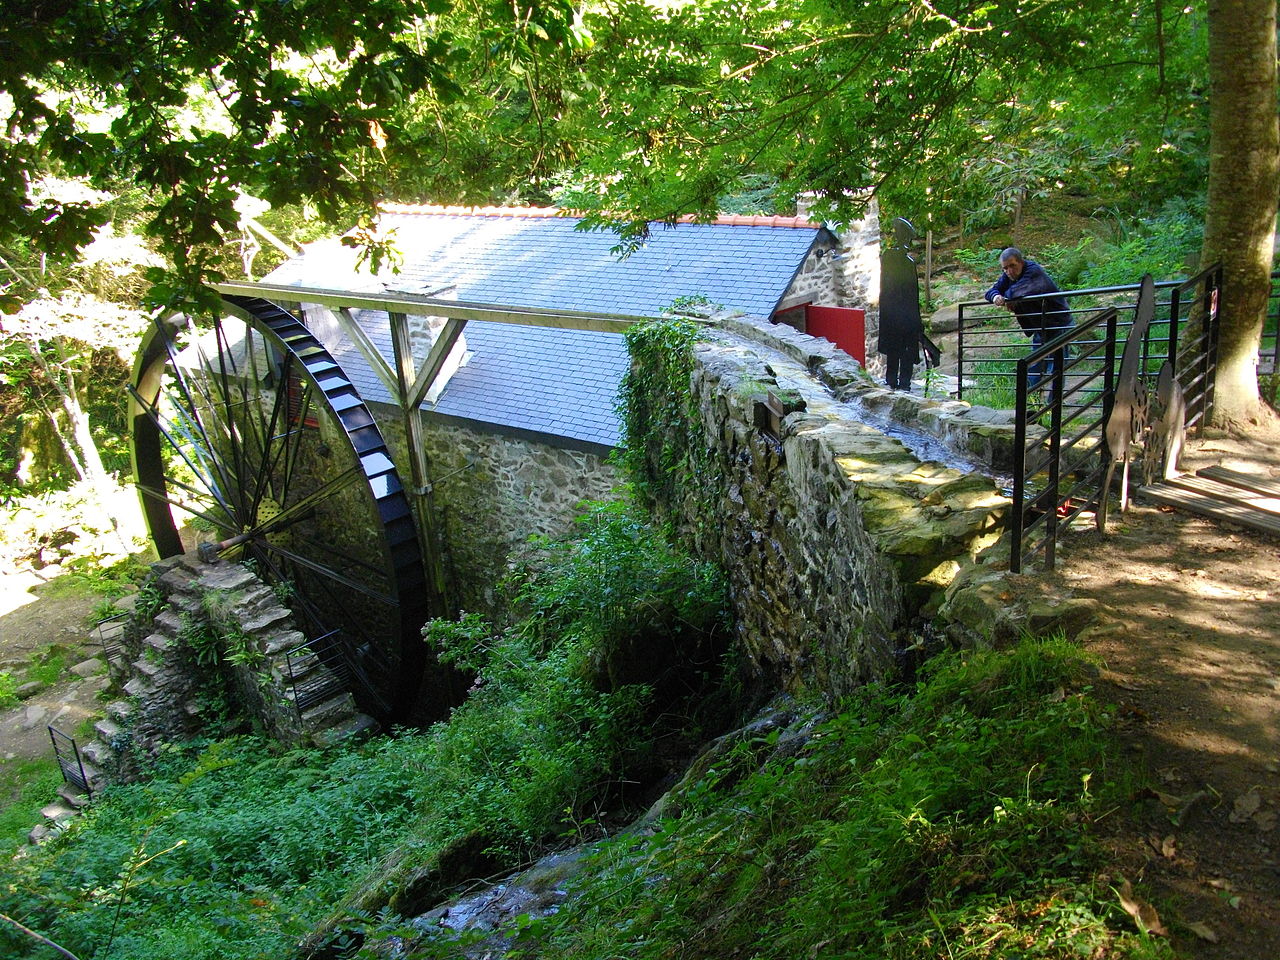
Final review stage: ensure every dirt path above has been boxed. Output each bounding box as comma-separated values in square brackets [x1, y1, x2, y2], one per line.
[0, 573, 113, 764]
[1030, 417, 1280, 959]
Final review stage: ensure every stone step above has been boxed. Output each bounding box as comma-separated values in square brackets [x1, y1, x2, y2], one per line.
[106, 700, 135, 723]
[92, 617, 127, 646]
[28, 822, 57, 844]
[311, 712, 379, 746]
[57, 783, 92, 809]
[152, 608, 184, 637]
[144, 632, 173, 654]
[83, 760, 108, 795]
[279, 648, 324, 680]
[40, 800, 79, 824]
[298, 691, 359, 728]
[133, 657, 163, 678]
[94, 717, 125, 745]
[81, 739, 116, 769]
[265, 628, 309, 657]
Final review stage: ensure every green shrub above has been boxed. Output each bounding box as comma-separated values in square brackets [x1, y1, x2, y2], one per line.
[505, 635, 1169, 960]
[0, 671, 17, 710]
[1078, 203, 1204, 288]
[0, 498, 729, 960]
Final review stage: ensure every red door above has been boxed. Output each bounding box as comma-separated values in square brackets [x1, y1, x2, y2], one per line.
[805, 305, 866, 365]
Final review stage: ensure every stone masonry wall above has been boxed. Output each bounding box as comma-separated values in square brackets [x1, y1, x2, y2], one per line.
[415, 421, 619, 617]
[659, 314, 1009, 698]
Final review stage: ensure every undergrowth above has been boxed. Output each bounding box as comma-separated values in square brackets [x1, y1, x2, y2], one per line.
[0, 498, 732, 960]
[461, 635, 1171, 960]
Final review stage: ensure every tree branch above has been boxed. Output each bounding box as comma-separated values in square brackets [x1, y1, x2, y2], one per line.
[0, 913, 85, 960]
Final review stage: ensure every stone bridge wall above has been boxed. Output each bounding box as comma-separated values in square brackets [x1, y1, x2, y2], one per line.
[658, 315, 1011, 697]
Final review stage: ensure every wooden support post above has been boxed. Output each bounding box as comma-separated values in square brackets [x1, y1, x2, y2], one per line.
[388, 312, 450, 617]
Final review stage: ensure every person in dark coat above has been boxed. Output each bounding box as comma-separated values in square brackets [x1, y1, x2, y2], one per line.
[878, 218, 923, 391]
[984, 247, 1073, 395]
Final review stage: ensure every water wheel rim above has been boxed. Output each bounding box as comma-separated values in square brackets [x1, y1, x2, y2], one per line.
[128, 295, 429, 721]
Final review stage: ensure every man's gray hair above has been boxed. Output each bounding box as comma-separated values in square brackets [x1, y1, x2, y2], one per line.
[1000, 247, 1024, 264]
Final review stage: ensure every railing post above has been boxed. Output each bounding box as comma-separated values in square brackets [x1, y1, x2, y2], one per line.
[1098, 309, 1119, 515]
[1044, 341, 1066, 571]
[48, 725, 93, 800]
[956, 303, 966, 400]
[1010, 354, 1029, 573]
[1167, 285, 1182, 373]
[1203, 265, 1222, 427]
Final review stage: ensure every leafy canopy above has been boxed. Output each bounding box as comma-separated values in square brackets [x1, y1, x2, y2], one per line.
[2, 0, 1208, 305]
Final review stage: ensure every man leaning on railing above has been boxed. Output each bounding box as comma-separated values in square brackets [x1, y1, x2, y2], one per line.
[985, 247, 1074, 400]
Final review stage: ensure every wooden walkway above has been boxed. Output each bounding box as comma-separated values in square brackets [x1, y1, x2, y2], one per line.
[1139, 466, 1280, 537]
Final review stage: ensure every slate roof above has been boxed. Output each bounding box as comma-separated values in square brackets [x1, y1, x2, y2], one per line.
[261, 206, 830, 451]
[313, 308, 629, 452]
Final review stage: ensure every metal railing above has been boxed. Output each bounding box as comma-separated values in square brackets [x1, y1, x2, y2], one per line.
[49, 726, 93, 800]
[1009, 308, 1118, 572]
[1003, 265, 1222, 572]
[92, 611, 130, 673]
[282, 627, 390, 724]
[958, 274, 1222, 399]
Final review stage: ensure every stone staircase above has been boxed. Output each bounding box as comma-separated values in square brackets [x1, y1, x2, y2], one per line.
[30, 553, 379, 843]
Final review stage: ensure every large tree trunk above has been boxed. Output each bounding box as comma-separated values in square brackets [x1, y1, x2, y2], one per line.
[20, 333, 112, 490]
[1200, 0, 1279, 426]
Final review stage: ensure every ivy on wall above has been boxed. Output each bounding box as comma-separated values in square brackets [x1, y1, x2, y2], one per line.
[616, 318, 723, 544]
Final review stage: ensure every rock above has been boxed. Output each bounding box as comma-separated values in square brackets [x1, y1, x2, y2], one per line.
[929, 303, 962, 334]
[71, 657, 106, 678]
[1026, 597, 1100, 639]
[16, 680, 46, 700]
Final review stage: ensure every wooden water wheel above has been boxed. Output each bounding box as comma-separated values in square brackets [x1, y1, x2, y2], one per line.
[128, 295, 429, 721]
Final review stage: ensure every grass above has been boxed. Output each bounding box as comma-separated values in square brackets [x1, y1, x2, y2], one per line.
[0, 499, 731, 960]
[0, 756, 63, 853]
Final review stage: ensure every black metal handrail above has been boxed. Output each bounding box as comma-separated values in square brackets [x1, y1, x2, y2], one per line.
[49, 725, 93, 800]
[1010, 308, 1118, 572]
[282, 626, 390, 723]
[92, 611, 130, 673]
[957, 277, 1196, 404]
[1005, 265, 1222, 572]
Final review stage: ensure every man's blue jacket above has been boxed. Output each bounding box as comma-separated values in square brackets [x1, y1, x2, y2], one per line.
[984, 260, 1072, 335]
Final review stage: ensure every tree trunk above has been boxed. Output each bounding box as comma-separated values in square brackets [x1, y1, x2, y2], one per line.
[1200, 0, 1279, 426]
[20, 333, 112, 489]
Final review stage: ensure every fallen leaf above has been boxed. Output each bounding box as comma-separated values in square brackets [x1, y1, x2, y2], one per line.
[1160, 835, 1177, 858]
[1207, 877, 1235, 891]
[1186, 921, 1219, 943]
[1173, 790, 1209, 826]
[1155, 789, 1183, 808]
[1229, 788, 1262, 824]
[1117, 879, 1168, 937]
